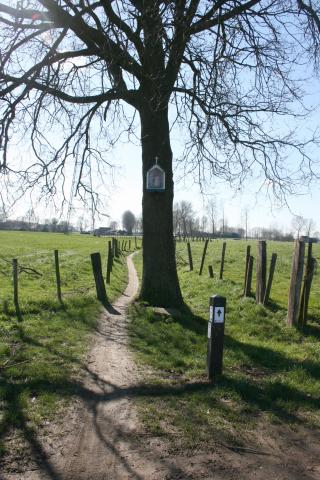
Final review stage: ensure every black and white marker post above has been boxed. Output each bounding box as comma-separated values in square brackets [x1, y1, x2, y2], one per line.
[207, 295, 226, 381]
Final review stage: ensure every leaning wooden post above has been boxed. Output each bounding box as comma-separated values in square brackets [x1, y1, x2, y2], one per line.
[12, 258, 21, 320]
[263, 253, 277, 305]
[256, 240, 267, 304]
[54, 249, 62, 303]
[106, 242, 112, 284]
[298, 241, 314, 327]
[187, 242, 193, 271]
[91, 252, 108, 303]
[287, 240, 305, 327]
[199, 239, 209, 275]
[243, 245, 251, 295]
[244, 256, 254, 296]
[219, 242, 227, 280]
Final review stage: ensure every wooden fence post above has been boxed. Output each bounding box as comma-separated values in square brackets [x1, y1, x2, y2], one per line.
[219, 242, 227, 280]
[244, 256, 254, 296]
[91, 252, 108, 303]
[208, 265, 214, 278]
[54, 249, 62, 303]
[115, 239, 119, 258]
[243, 245, 251, 295]
[12, 258, 21, 320]
[199, 239, 209, 275]
[109, 240, 114, 272]
[287, 240, 305, 327]
[106, 241, 112, 284]
[187, 242, 193, 271]
[263, 253, 277, 305]
[256, 240, 267, 304]
[298, 241, 315, 327]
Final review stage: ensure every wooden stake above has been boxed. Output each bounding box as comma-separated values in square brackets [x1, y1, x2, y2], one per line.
[106, 241, 112, 284]
[91, 252, 108, 303]
[219, 242, 226, 280]
[299, 241, 315, 327]
[287, 240, 305, 327]
[263, 253, 277, 305]
[54, 249, 62, 303]
[187, 242, 193, 271]
[244, 256, 254, 297]
[12, 259, 21, 320]
[199, 239, 209, 275]
[256, 240, 267, 304]
[243, 245, 251, 295]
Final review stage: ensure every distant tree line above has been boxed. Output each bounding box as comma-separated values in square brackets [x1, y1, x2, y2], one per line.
[0, 217, 75, 233]
[172, 201, 318, 242]
[0, 205, 317, 241]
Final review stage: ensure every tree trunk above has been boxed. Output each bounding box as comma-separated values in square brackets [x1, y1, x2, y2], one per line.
[139, 106, 183, 307]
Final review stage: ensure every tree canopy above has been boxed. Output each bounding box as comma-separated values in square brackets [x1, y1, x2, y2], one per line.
[1, 1, 320, 198]
[122, 209, 135, 234]
[1, 0, 320, 305]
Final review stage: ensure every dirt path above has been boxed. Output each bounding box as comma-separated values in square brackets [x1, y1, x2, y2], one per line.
[2, 253, 320, 479]
[2, 253, 198, 480]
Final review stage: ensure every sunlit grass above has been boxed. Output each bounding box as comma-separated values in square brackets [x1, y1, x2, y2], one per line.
[0, 231, 140, 457]
[129, 240, 320, 447]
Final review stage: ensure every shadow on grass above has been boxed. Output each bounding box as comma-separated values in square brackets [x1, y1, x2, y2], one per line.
[225, 335, 320, 380]
[129, 301, 320, 419]
[1, 358, 320, 479]
[1, 295, 320, 479]
[263, 298, 287, 313]
[302, 321, 320, 340]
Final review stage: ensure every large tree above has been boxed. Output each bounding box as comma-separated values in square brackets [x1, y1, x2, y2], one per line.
[1, 1, 320, 306]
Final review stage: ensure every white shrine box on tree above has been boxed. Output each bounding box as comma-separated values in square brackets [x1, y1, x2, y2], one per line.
[146, 157, 165, 192]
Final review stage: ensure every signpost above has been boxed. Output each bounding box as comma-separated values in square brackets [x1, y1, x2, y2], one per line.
[207, 295, 226, 381]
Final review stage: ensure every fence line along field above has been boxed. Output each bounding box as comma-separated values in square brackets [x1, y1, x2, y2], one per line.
[0, 231, 136, 313]
[175, 238, 320, 320]
[0, 230, 140, 460]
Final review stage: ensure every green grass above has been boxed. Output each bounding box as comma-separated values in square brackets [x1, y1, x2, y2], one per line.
[0, 231, 140, 457]
[129, 240, 320, 447]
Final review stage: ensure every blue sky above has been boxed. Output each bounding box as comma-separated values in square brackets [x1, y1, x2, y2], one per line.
[104, 139, 320, 235]
[4, 115, 319, 235]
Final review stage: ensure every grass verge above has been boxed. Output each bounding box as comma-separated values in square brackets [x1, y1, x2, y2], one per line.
[0, 231, 137, 458]
[129, 241, 320, 448]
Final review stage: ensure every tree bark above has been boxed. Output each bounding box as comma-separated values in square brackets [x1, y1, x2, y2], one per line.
[139, 106, 183, 307]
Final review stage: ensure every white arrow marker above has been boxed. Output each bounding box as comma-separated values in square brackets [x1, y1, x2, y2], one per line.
[214, 306, 224, 323]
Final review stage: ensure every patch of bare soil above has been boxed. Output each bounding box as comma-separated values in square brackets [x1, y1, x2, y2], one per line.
[1, 253, 320, 479]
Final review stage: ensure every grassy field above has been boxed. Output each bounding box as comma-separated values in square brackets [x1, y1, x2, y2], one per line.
[0, 231, 137, 457]
[129, 239, 320, 447]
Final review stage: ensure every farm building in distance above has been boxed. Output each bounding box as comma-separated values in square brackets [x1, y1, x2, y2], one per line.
[93, 227, 112, 236]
